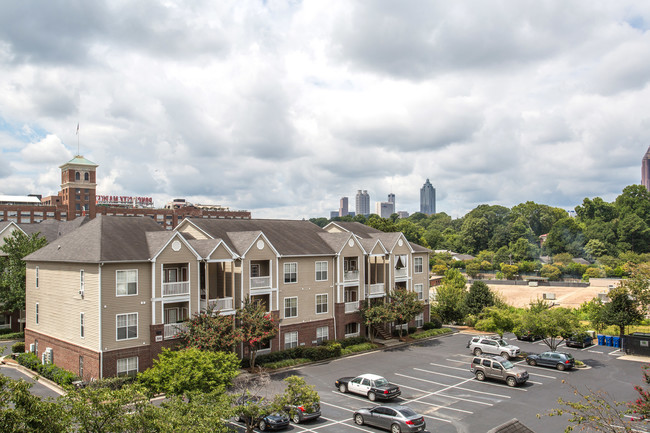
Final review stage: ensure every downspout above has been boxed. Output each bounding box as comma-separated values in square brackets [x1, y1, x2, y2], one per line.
[332, 255, 337, 341]
[99, 262, 103, 379]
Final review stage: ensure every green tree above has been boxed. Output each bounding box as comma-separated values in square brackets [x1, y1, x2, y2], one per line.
[579, 298, 606, 333]
[237, 298, 278, 369]
[602, 287, 643, 341]
[179, 306, 238, 352]
[274, 376, 320, 424]
[474, 306, 519, 336]
[518, 307, 581, 351]
[388, 289, 424, 338]
[464, 281, 494, 316]
[138, 348, 240, 397]
[540, 264, 562, 280]
[359, 300, 394, 343]
[500, 263, 518, 280]
[0, 231, 47, 329]
[465, 261, 481, 279]
[432, 269, 467, 324]
[543, 217, 585, 257]
[622, 262, 650, 310]
[232, 372, 277, 433]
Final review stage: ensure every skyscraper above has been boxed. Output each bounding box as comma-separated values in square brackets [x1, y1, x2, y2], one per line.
[375, 201, 393, 218]
[355, 190, 370, 216]
[420, 179, 436, 215]
[388, 193, 395, 204]
[643, 146, 650, 192]
[339, 197, 349, 217]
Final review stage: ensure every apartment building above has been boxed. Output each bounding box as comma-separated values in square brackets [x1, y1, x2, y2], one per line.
[24, 216, 430, 380]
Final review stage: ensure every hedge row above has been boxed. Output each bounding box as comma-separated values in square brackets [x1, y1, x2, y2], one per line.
[0, 332, 25, 340]
[410, 328, 453, 340]
[16, 352, 79, 387]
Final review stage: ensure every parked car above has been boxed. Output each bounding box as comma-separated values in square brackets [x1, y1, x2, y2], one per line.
[353, 404, 426, 433]
[565, 333, 593, 348]
[526, 351, 575, 371]
[335, 373, 401, 401]
[284, 403, 321, 424]
[470, 355, 529, 387]
[467, 336, 521, 360]
[235, 395, 290, 431]
[515, 330, 543, 341]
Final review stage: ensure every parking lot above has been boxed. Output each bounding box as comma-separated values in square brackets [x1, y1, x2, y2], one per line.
[229, 331, 649, 433]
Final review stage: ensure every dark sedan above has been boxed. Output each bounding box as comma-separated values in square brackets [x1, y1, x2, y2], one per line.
[235, 395, 290, 431]
[526, 351, 575, 371]
[354, 404, 426, 433]
[285, 403, 321, 424]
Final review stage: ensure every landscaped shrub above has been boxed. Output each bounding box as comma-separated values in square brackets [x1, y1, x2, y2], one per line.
[11, 341, 25, 353]
[17, 352, 40, 370]
[411, 328, 453, 340]
[341, 342, 377, 355]
[428, 313, 443, 329]
[250, 342, 343, 368]
[16, 352, 79, 387]
[422, 320, 442, 330]
[0, 328, 16, 335]
[337, 336, 369, 348]
[85, 376, 136, 390]
[408, 327, 417, 334]
[0, 332, 25, 340]
[261, 358, 310, 369]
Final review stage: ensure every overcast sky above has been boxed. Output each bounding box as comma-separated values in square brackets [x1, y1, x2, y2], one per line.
[1, 1, 650, 220]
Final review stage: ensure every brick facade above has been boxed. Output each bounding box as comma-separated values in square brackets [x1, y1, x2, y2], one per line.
[279, 318, 334, 349]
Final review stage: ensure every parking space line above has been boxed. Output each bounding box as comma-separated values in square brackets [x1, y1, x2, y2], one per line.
[429, 362, 470, 372]
[392, 383, 474, 413]
[413, 367, 469, 380]
[395, 373, 513, 398]
[588, 350, 604, 354]
[608, 349, 622, 355]
[446, 358, 469, 364]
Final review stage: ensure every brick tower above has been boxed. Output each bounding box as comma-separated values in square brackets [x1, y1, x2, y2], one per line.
[59, 156, 98, 219]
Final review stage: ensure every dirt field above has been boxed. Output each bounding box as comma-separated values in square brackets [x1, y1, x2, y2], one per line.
[484, 278, 621, 309]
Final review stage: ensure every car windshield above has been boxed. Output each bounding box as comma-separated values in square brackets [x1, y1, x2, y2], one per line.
[501, 360, 514, 369]
[398, 408, 417, 417]
[496, 340, 509, 347]
[374, 378, 389, 387]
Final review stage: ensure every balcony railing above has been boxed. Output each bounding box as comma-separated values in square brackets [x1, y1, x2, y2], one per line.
[344, 270, 359, 282]
[394, 268, 408, 278]
[162, 281, 190, 296]
[345, 301, 359, 313]
[250, 276, 271, 289]
[164, 322, 188, 339]
[208, 297, 234, 311]
[367, 283, 385, 296]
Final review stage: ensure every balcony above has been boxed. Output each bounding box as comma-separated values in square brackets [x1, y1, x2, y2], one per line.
[366, 283, 385, 297]
[344, 270, 359, 282]
[162, 281, 190, 296]
[208, 297, 234, 311]
[250, 276, 271, 289]
[345, 301, 359, 313]
[164, 322, 188, 339]
[394, 268, 408, 278]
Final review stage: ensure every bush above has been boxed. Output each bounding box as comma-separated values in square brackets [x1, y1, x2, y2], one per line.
[411, 328, 453, 340]
[251, 342, 343, 367]
[408, 327, 417, 335]
[17, 352, 40, 370]
[0, 327, 16, 335]
[261, 358, 311, 369]
[11, 341, 25, 353]
[86, 376, 135, 390]
[341, 343, 377, 355]
[422, 321, 441, 330]
[16, 352, 78, 387]
[0, 332, 24, 340]
[337, 336, 369, 348]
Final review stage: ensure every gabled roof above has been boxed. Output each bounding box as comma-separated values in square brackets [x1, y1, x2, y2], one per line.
[25, 215, 164, 263]
[358, 237, 388, 255]
[188, 238, 237, 260]
[487, 418, 536, 433]
[0, 221, 23, 237]
[186, 218, 336, 256]
[20, 217, 89, 243]
[323, 221, 383, 238]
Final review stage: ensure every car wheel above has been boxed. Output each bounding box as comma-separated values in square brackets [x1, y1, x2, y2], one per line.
[391, 423, 402, 433]
[355, 414, 364, 425]
[368, 391, 376, 401]
[473, 348, 482, 356]
[500, 352, 510, 360]
[339, 383, 347, 393]
[506, 376, 517, 387]
[528, 359, 537, 366]
[475, 371, 485, 381]
[259, 420, 267, 431]
[292, 413, 301, 424]
[557, 363, 566, 371]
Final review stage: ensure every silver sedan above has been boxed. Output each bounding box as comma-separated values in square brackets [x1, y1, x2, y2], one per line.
[353, 404, 426, 433]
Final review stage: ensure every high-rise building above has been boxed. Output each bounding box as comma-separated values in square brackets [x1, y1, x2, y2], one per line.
[355, 190, 370, 216]
[643, 146, 650, 192]
[375, 201, 393, 218]
[420, 179, 436, 215]
[339, 197, 349, 217]
[388, 193, 395, 204]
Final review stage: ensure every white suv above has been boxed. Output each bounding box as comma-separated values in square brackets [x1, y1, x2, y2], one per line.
[467, 336, 520, 360]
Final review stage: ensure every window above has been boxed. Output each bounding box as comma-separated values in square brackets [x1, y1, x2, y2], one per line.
[80, 270, 85, 296]
[284, 331, 298, 349]
[75, 171, 80, 180]
[35, 267, 39, 288]
[284, 263, 297, 283]
[80, 313, 85, 338]
[315, 261, 328, 281]
[284, 297, 298, 318]
[316, 326, 329, 344]
[315, 294, 328, 314]
[251, 264, 260, 278]
[35, 303, 39, 324]
[116, 270, 138, 296]
[84, 172, 89, 181]
[414, 283, 424, 300]
[116, 313, 138, 340]
[117, 356, 139, 377]
[345, 322, 359, 336]
[415, 312, 424, 328]
[414, 257, 423, 273]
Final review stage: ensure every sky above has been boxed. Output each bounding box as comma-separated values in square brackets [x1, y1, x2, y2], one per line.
[1, 1, 650, 220]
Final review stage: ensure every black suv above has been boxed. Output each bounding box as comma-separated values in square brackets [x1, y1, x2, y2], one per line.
[525, 351, 575, 371]
[565, 333, 593, 348]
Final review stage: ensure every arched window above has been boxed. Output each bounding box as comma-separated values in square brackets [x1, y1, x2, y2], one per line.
[75, 171, 80, 181]
[84, 172, 89, 181]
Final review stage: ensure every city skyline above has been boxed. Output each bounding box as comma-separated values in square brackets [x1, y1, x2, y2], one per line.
[1, 2, 649, 220]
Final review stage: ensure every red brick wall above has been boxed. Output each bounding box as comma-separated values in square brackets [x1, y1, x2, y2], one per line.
[279, 318, 334, 349]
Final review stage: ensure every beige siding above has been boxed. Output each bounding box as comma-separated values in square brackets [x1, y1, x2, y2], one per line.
[370, 243, 386, 255]
[208, 243, 233, 260]
[177, 223, 209, 240]
[101, 262, 152, 351]
[26, 262, 101, 351]
[242, 237, 278, 308]
[278, 256, 335, 325]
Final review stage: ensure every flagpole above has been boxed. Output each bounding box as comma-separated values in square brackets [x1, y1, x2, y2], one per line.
[76, 123, 80, 155]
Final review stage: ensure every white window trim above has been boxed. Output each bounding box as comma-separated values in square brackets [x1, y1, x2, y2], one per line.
[284, 262, 297, 284]
[35, 303, 39, 325]
[116, 312, 138, 341]
[116, 269, 138, 297]
[414, 283, 424, 300]
[117, 356, 139, 377]
[80, 312, 85, 338]
[414, 257, 423, 274]
[415, 312, 424, 328]
[316, 326, 329, 343]
[315, 261, 328, 281]
[315, 293, 328, 314]
[80, 269, 85, 296]
[284, 331, 298, 349]
[284, 297, 298, 319]
[35, 267, 39, 288]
